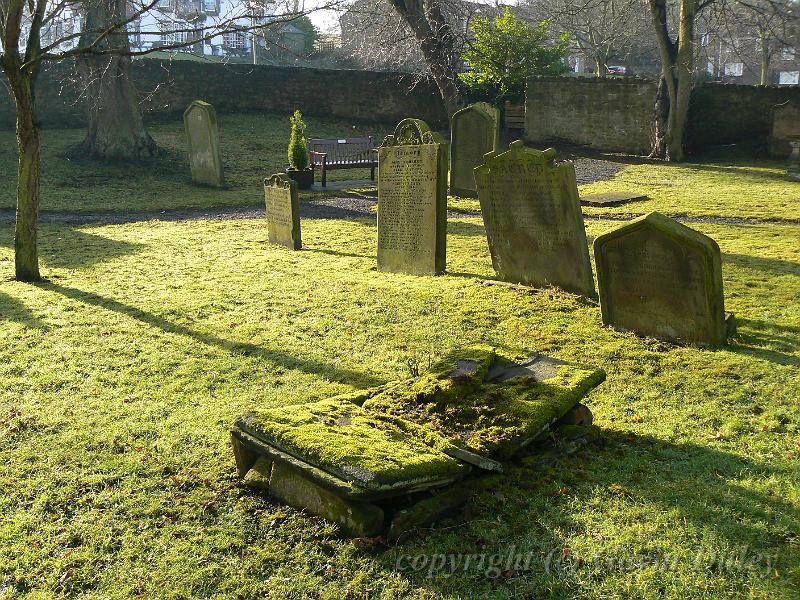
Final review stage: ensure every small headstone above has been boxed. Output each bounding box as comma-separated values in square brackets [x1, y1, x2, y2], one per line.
[264, 173, 301, 250]
[474, 140, 595, 296]
[787, 138, 800, 181]
[580, 191, 648, 207]
[377, 118, 448, 275]
[593, 211, 729, 347]
[184, 100, 224, 187]
[450, 102, 500, 197]
[769, 102, 800, 157]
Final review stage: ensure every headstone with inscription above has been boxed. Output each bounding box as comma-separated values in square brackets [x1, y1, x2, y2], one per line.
[377, 118, 448, 275]
[770, 102, 800, 157]
[450, 102, 500, 197]
[184, 100, 224, 188]
[264, 173, 301, 250]
[593, 211, 729, 347]
[474, 140, 595, 296]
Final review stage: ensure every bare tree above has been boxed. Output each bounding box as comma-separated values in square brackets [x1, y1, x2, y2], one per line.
[525, 0, 652, 76]
[0, 0, 341, 281]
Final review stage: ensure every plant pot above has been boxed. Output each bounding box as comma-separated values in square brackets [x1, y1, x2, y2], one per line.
[286, 168, 314, 190]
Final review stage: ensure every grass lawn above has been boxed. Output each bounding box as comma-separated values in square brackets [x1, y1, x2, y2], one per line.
[0, 117, 798, 597]
[0, 113, 390, 214]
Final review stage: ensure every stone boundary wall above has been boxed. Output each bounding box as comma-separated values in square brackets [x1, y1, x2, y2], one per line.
[525, 76, 657, 155]
[525, 76, 800, 155]
[0, 60, 449, 130]
[4, 63, 800, 155]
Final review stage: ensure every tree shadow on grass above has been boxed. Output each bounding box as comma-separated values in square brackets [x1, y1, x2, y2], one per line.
[448, 220, 486, 238]
[0, 226, 144, 270]
[725, 318, 800, 367]
[723, 252, 800, 275]
[39, 282, 385, 389]
[0, 291, 48, 330]
[378, 429, 796, 596]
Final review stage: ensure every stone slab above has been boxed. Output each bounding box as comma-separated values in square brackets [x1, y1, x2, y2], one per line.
[361, 347, 606, 461]
[580, 191, 648, 206]
[450, 102, 500, 197]
[474, 140, 595, 296]
[269, 461, 385, 538]
[264, 173, 301, 250]
[770, 102, 800, 157]
[183, 100, 224, 188]
[593, 211, 728, 347]
[236, 396, 469, 494]
[377, 119, 448, 275]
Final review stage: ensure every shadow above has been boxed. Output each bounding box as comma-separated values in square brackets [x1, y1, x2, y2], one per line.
[376, 429, 796, 596]
[724, 252, 800, 276]
[301, 198, 378, 222]
[725, 318, 800, 367]
[0, 291, 48, 330]
[0, 226, 143, 269]
[447, 220, 487, 238]
[40, 282, 385, 389]
[302, 247, 374, 260]
[679, 163, 790, 182]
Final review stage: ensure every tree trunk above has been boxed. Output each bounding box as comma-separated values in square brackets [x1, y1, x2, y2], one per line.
[648, 0, 679, 160]
[595, 57, 608, 77]
[759, 33, 771, 85]
[76, 0, 159, 161]
[650, 75, 670, 159]
[670, 0, 697, 162]
[76, 53, 159, 160]
[11, 79, 42, 282]
[388, 0, 463, 119]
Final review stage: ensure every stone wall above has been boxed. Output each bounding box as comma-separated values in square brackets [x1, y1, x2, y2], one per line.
[525, 77, 657, 155]
[524, 76, 800, 155]
[0, 59, 449, 130]
[686, 83, 800, 154]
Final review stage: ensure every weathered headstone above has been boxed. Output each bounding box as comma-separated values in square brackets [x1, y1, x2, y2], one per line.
[264, 173, 301, 250]
[377, 118, 448, 275]
[184, 100, 224, 187]
[450, 102, 500, 197]
[474, 140, 595, 296]
[593, 211, 729, 347]
[769, 102, 800, 157]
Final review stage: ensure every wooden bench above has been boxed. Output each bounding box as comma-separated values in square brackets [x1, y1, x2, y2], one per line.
[309, 137, 378, 187]
[504, 102, 526, 131]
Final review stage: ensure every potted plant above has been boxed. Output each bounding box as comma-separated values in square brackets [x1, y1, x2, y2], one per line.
[286, 110, 313, 190]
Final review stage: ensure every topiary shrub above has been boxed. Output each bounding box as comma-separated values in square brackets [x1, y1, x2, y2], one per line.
[288, 110, 310, 170]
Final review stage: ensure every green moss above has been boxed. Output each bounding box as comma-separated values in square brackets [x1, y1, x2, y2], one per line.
[238, 397, 468, 489]
[362, 350, 605, 458]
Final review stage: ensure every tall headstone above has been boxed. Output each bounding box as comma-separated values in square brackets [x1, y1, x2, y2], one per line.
[769, 102, 800, 157]
[184, 100, 224, 188]
[264, 173, 301, 250]
[593, 212, 729, 347]
[377, 118, 448, 275]
[474, 140, 595, 296]
[450, 102, 500, 197]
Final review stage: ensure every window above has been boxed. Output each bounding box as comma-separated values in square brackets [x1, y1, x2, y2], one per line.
[160, 21, 191, 46]
[782, 46, 795, 60]
[223, 31, 248, 49]
[707, 61, 715, 75]
[779, 71, 800, 85]
[701, 33, 710, 48]
[724, 62, 743, 77]
[202, 0, 217, 12]
[157, 0, 171, 7]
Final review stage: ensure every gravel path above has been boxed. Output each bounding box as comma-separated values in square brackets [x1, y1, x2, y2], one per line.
[0, 158, 794, 227]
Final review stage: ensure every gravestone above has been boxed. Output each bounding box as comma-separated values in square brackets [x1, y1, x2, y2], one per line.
[769, 102, 800, 157]
[450, 102, 500, 197]
[184, 100, 224, 187]
[377, 118, 448, 275]
[593, 211, 729, 347]
[474, 140, 595, 296]
[264, 173, 301, 250]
